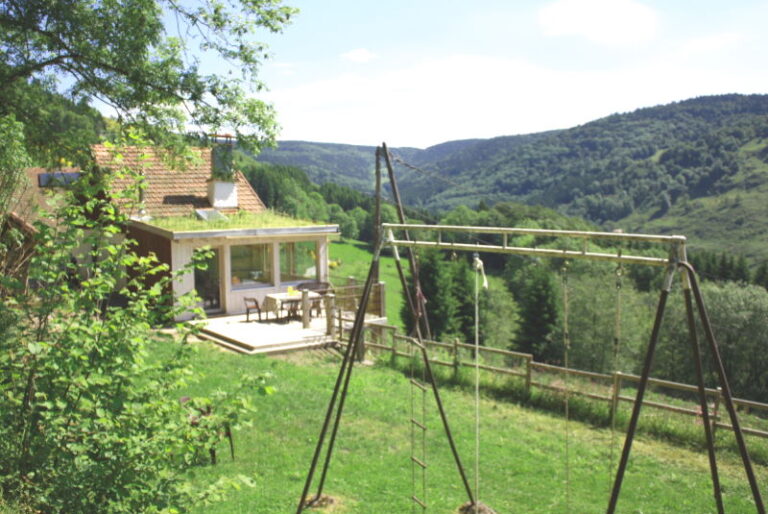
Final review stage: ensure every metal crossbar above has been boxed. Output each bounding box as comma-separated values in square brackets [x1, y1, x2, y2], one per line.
[384, 223, 683, 267]
[384, 222, 687, 244]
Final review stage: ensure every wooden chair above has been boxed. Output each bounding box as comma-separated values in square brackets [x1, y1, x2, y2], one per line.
[244, 297, 263, 322]
[296, 281, 333, 317]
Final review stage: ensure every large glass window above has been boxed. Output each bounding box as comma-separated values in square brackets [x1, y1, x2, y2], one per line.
[280, 241, 317, 283]
[231, 244, 272, 288]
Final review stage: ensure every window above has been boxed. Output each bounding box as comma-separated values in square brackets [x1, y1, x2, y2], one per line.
[280, 241, 317, 283]
[38, 172, 81, 187]
[230, 244, 272, 288]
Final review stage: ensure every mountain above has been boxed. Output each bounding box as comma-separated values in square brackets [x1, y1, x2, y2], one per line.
[253, 138, 487, 193]
[257, 94, 768, 261]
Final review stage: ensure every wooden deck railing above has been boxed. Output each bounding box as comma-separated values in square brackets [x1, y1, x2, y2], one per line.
[327, 277, 386, 319]
[335, 317, 768, 441]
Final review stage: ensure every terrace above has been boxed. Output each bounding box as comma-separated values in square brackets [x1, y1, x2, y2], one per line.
[191, 281, 388, 355]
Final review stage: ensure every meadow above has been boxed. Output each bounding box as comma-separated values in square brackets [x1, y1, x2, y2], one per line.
[181, 344, 768, 513]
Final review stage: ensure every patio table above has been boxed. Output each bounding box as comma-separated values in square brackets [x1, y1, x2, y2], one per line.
[264, 291, 320, 320]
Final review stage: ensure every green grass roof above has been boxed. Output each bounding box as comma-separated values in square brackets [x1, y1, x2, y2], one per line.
[147, 210, 321, 232]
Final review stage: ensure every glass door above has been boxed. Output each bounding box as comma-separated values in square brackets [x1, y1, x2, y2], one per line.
[194, 248, 222, 314]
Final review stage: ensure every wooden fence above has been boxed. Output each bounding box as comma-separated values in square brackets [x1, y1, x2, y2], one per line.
[337, 318, 768, 441]
[328, 276, 386, 319]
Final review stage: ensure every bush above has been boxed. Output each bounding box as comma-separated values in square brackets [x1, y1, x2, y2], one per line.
[0, 168, 269, 512]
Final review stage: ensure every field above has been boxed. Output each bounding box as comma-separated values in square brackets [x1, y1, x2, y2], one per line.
[181, 343, 768, 513]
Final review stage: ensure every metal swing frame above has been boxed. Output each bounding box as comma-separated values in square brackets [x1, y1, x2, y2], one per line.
[297, 145, 765, 514]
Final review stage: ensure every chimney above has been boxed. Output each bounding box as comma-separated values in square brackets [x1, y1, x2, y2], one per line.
[207, 135, 238, 209]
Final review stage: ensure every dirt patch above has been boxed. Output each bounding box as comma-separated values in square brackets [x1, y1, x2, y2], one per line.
[458, 501, 498, 514]
[302, 494, 354, 512]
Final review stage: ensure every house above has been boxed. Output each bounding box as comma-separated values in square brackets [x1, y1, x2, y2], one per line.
[0, 211, 37, 295]
[20, 143, 339, 320]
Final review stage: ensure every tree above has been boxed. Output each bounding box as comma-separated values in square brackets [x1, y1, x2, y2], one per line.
[0, 115, 34, 294]
[328, 204, 359, 239]
[754, 261, 768, 290]
[1, 0, 297, 165]
[1, 81, 106, 167]
[401, 249, 474, 342]
[478, 284, 520, 350]
[510, 263, 561, 363]
[654, 282, 768, 402]
[0, 115, 31, 215]
[359, 203, 398, 243]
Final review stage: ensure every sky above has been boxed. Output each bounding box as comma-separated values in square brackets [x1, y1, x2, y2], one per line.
[249, 0, 768, 148]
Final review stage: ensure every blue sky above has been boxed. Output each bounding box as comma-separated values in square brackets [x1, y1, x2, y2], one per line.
[252, 0, 768, 148]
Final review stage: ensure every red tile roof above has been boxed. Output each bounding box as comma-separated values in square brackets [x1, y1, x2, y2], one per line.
[92, 144, 266, 218]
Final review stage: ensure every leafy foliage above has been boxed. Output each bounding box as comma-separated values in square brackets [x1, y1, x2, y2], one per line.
[0, 0, 297, 165]
[0, 115, 31, 211]
[0, 81, 106, 167]
[401, 249, 474, 342]
[655, 282, 768, 403]
[507, 261, 561, 362]
[0, 167, 270, 512]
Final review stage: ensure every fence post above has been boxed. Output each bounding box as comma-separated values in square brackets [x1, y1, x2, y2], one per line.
[373, 324, 383, 356]
[611, 371, 622, 425]
[712, 386, 722, 436]
[301, 289, 310, 329]
[453, 338, 460, 375]
[355, 326, 366, 362]
[378, 281, 386, 318]
[525, 355, 532, 393]
[324, 293, 336, 338]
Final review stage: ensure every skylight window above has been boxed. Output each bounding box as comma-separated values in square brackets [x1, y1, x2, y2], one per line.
[195, 208, 228, 222]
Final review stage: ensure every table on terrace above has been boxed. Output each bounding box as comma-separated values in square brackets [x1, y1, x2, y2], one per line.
[264, 291, 320, 320]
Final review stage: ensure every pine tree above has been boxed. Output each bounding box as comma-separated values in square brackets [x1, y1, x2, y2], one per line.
[754, 261, 768, 290]
[734, 255, 751, 283]
[514, 265, 560, 362]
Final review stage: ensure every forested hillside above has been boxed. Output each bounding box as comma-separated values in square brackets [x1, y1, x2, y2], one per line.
[253, 139, 487, 192]
[256, 94, 768, 261]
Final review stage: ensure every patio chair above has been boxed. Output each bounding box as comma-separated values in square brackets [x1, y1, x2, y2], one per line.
[296, 281, 333, 317]
[244, 297, 263, 322]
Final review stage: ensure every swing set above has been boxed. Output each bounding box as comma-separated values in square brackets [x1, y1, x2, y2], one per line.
[296, 145, 765, 513]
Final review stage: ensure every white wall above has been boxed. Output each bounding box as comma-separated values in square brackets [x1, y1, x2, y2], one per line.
[171, 235, 330, 320]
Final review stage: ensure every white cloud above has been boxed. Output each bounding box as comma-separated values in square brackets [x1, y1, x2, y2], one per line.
[264, 52, 768, 148]
[340, 48, 378, 63]
[676, 32, 746, 58]
[538, 0, 659, 46]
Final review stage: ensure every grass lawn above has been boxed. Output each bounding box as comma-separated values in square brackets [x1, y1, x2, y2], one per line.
[181, 342, 768, 513]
